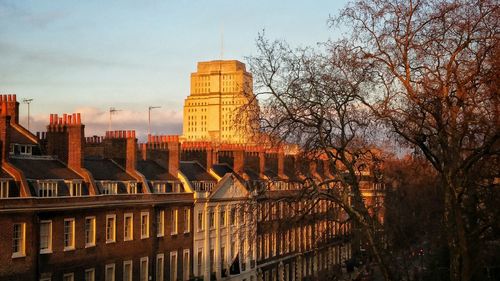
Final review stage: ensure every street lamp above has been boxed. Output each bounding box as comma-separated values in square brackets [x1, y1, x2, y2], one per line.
[109, 107, 121, 131]
[22, 98, 33, 131]
[148, 106, 161, 135]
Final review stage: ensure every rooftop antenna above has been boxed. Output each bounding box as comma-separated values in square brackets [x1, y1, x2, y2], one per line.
[148, 106, 161, 136]
[109, 107, 122, 131]
[22, 98, 34, 131]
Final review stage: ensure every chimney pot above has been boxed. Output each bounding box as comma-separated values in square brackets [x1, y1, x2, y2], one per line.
[13, 94, 16, 101]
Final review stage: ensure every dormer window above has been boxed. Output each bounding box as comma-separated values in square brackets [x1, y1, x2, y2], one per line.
[20, 145, 32, 155]
[0, 180, 9, 198]
[192, 181, 215, 192]
[39, 181, 58, 197]
[102, 182, 118, 195]
[10, 144, 34, 156]
[66, 181, 82, 197]
[154, 182, 166, 193]
[127, 182, 138, 194]
[172, 182, 181, 193]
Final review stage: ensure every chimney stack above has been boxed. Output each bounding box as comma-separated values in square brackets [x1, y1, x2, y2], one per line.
[0, 94, 19, 124]
[166, 136, 180, 175]
[0, 102, 11, 161]
[46, 113, 84, 170]
[181, 141, 214, 170]
[104, 130, 137, 172]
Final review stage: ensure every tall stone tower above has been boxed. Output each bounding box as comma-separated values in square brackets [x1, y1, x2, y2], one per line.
[182, 60, 257, 143]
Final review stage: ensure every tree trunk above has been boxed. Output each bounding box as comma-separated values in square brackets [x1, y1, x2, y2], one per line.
[363, 226, 394, 281]
[443, 177, 472, 281]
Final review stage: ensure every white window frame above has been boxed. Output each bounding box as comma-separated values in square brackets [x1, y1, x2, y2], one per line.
[171, 209, 178, 235]
[123, 260, 133, 281]
[106, 214, 116, 243]
[66, 181, 82, 197]
[220, 209, 226, 227]
[63, 218, 75, 251]
[105, 263, 115, 281]
[124, 213, 134, 241]
[197, 211, 204, 232]
[170, 251, 178, 281]
[183, 249, 190, 281]
[157, 210, 164, 237]
[209, 210, 215, 229]
[84, 268, 95, 281]
[127, 182, 137, 194]
[197, 247, 203, 276]
[12, 222, 26, 258]
[154, 182, 166, 193]
[63, 273, 74, 281]
[85, 216, 96, 247]
[40, 220, 52, 254]
[0, 180, 9, 198]
[184, 208, 190, 233]
[39, 181, 58, 197]
[19, 144, 33, 155]
[141, 212, 149, 239]
[156, 254, 165, 281]
[102, 182, 118, 195]
[140, 256, 149, 281]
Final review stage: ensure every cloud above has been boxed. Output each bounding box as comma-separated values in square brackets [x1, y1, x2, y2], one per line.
[0, 41, 158, 70]
[28, 106, 183, 142]
[0, 1, 68, 28]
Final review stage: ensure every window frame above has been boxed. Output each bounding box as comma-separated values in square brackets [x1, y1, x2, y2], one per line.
[84, 268, 95, 281]
[85, 216, 96, 248]
[140, 256, 149, 281]
[171, 209, 178, 235]
[156, 253, 165, 281]
[157, 210, 165, 237]
[63, 273, 74, 281]
[39, 220, 52, 254]
[123, 260, 133, 281]
[140, 212, 149, 239]
[105, 263, 115, 281]
[124, 213, 134, 241]
[63, 218, 76, 251]
[12, 222, 26, 258]
[170, 251, 178, 281]
[0, 180, 9, 198]
[106, 214, 116, 243]
[183, 249, 190, 281]
[183, 208, 190, 233]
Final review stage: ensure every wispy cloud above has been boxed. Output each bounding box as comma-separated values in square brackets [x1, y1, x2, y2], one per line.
[0, 41, 158, 70]
[28, 106, 183, 142]
[0, 1, 68, 28]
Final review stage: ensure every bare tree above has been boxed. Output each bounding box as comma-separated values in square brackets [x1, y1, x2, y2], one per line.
[334, 0, 499, 280]
[245, 34, 396, 280]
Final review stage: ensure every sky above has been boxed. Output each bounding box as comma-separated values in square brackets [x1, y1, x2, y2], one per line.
[0, 0, 348, 140]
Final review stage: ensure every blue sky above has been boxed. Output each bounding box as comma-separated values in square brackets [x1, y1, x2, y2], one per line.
[0, 0, 348, 138]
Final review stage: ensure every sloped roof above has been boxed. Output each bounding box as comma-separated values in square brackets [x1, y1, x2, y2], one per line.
[179, 161, 216, 182]
[243, 167, 261, 181]
[136, 160, 177, 181]
[10, 125, 38, 145]
[10, 157, 82, 180]
[211, 163, 235, 178]
[0, 168, 13, 179]
[84, 158, 135, 181]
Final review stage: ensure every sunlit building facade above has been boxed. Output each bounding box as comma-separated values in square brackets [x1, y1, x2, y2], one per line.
[183, 60, 257, 144]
